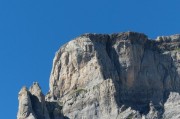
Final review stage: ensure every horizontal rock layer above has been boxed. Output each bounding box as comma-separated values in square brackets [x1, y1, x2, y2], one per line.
[18, 32, 180, 119]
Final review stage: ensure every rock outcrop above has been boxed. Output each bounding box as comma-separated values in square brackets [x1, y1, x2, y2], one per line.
[17, 83, 50, 119]
[18, 32, 180, 119]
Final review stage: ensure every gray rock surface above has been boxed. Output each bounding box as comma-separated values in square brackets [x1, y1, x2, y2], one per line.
[18, 32, 180, 119]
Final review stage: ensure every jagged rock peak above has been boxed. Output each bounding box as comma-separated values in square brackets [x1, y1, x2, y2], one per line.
[29, 82, 42, 95]
[17, 83, 50, 119]
[18, 86, 28, 95]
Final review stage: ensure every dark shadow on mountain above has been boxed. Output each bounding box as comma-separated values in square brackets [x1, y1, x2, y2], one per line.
[92, 34, 180, 118]
[30, 95, 46, 119]
[46, 101, 70, 119]
[29, 94, 69, 119]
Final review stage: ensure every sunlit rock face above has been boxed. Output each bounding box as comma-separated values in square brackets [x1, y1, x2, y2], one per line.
[17, 87, 36, 119]
[18, 32, 180, 119]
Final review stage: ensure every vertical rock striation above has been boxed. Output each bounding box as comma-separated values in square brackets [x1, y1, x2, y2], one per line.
[18, 32, 180, 119]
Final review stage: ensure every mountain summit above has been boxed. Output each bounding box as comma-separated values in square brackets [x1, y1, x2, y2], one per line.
[17, 32, 180, 119]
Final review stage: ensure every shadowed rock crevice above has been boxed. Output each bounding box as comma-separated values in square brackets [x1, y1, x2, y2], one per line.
[46, 101, 69, 119]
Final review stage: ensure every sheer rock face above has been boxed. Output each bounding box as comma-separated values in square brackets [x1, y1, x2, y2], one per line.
[18, 32, 180, 119]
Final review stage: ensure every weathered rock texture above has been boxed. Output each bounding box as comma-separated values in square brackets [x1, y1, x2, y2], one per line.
[18, 32, 180, 119]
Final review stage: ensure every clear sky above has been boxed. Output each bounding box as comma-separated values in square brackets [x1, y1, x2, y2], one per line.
[0, 0, 180, 118]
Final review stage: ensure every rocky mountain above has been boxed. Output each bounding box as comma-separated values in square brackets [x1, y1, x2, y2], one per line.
[17, 32, 180, 119]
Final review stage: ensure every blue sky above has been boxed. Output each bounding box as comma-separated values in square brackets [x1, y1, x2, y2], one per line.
[0, 0, 180, 118]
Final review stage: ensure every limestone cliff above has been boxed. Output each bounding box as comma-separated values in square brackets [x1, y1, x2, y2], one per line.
[18, 32, 180, 119]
